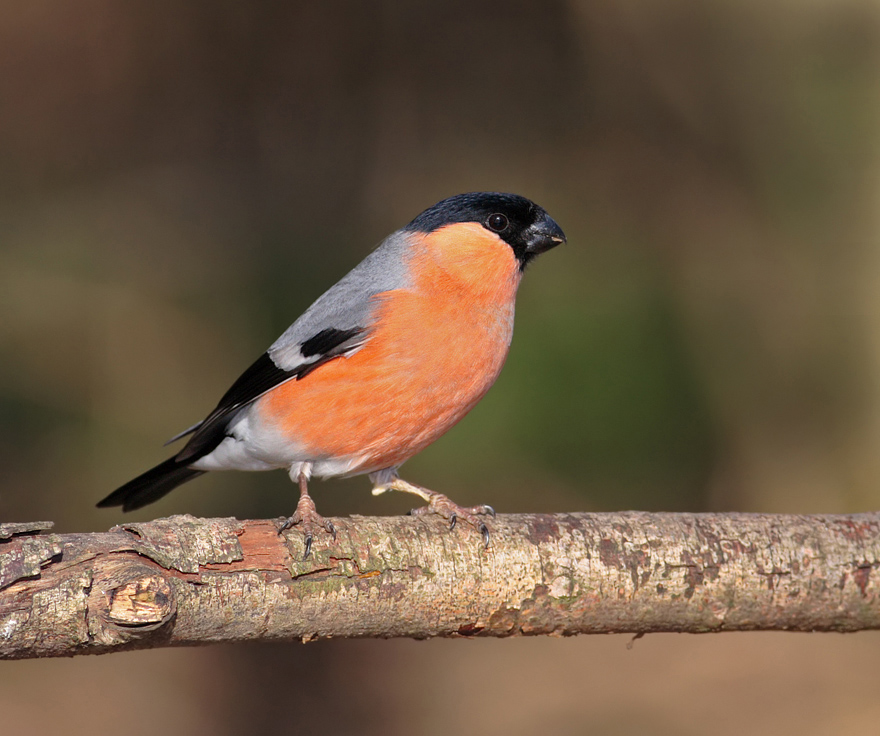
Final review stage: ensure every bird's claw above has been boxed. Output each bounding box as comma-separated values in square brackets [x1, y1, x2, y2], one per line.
[410, 494, 495, 548]
[479, 522, 490, 549]
[279, 495, 336, 559]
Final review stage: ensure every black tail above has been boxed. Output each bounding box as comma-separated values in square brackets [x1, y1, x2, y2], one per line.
[97, 457, 206, 512]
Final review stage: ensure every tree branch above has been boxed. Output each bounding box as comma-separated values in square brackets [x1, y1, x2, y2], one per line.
[1, 512, 878, 659]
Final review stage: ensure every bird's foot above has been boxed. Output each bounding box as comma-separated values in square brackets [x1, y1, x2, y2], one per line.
[409, 493, 496, 548]
[278, 494, 336, 559]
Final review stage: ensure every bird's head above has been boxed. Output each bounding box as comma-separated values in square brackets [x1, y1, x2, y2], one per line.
[404, 192, 566, 270]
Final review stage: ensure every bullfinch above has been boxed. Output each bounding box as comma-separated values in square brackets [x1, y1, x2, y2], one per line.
[98, 192, 566, 554]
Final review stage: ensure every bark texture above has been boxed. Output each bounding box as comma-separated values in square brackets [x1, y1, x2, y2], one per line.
[1, 512, 878, 659]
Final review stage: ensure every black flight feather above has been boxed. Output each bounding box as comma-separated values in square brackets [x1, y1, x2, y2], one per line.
[175, 326, 365, 464]
[96, 457, 206, 511]
[97, 325, 367, 510]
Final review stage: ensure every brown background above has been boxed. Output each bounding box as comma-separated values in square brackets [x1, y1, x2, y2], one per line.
[2, 2, 879, 734]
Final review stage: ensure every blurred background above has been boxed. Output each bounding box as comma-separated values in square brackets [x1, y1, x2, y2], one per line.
[2, 1, 880, 733]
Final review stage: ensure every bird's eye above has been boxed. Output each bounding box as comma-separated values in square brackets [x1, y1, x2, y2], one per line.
[487, 213, 509, 232]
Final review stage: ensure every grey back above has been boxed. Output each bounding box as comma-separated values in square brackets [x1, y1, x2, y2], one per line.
[268, 230, 413, 369]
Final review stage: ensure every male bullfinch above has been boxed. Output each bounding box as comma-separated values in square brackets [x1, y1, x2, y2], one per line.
[98, 192, 565, 554]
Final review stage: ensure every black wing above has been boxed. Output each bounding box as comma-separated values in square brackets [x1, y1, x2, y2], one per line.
[173, 326, 366, 464]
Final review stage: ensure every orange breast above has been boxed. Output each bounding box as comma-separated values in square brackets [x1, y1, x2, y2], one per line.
[256, 223, 522, 473]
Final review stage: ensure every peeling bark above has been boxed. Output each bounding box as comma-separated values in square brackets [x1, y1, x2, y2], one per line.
[0, 512, 878, 659]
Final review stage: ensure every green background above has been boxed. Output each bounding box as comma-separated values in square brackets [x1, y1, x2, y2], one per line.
[2, 2, 879, 734]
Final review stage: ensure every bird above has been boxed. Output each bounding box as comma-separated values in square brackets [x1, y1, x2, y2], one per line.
[98, 192, 565, 555]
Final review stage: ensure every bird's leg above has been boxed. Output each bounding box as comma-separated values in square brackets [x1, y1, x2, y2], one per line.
[371, 474, 495, 548]
[279, 465, 336, 558]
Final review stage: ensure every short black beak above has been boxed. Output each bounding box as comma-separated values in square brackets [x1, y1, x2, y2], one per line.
[525, 214, 566, 257]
